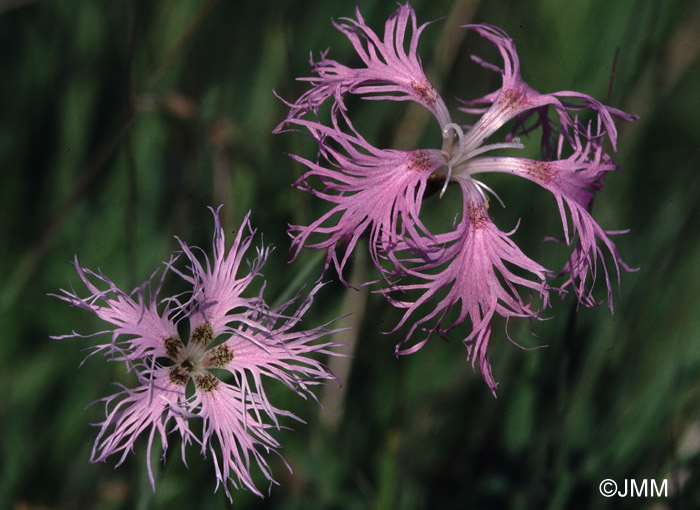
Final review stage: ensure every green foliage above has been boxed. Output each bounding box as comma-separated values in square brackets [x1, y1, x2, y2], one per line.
[1, 0, 699, 508]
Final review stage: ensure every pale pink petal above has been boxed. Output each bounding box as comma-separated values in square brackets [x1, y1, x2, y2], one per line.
[90, 367, 192, 490]
[275, 2, 451, 129]
[176, 207, 267, 337]
[208, 281, 343, 418]
[386, 181, 549, 395]
[191, 381, 295, 501]
[52, 257, 180, 361]
[459, 24, 636, 154]
[287, 112, 444, 281]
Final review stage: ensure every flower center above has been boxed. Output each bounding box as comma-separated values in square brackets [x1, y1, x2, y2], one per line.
[436, 122, 525, 201]
[164, 323, 234, 392]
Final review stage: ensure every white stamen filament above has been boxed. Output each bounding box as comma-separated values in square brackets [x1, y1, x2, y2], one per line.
[439, 123, 465, 198]
[472, 179, 506, 209]
[439, 166, 452, 198]
[468, 138, 524, 158]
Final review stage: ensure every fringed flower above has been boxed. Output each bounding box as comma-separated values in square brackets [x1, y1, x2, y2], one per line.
[277, 2, 636, 393]
[53, 207, 342, 501]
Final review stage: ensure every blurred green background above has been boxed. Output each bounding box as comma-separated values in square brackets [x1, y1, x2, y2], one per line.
[1, 0, 699, 508]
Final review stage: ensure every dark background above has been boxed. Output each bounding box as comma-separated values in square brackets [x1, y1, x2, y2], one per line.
[1, 0, 699, 508]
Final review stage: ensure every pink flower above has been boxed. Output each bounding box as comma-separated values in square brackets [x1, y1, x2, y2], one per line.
[277, 3, 636, 394]
[53, 207, 342, 501]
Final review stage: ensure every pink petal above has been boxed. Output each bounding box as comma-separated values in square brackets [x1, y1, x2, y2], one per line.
[275, 3, 451, 130]
[386, 181, 549, 395]
[287, 112, 444, 282]
[90, 368, 191, 490]
[52, 257, 180, 361]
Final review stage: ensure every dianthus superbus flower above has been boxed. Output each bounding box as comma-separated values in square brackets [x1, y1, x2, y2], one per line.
[53, 207, 342, 501]
[276, 3, 636, 394]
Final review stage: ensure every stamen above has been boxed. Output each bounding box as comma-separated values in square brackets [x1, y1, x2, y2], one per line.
[439, 123, 467, 198]
[469, 138, 524, 158]
[190, 323, 214, 347]
[168, 366, 190, 386]
[439, 165, 452, 198]
[442, 122, 465, 156]
[472, 179, 506, 209]
[204, 344, 234, 368]
[164, 336, 186, 360]
[194, 373, 219, 392]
